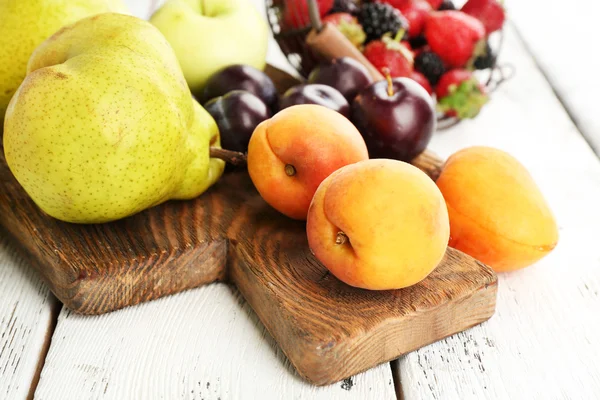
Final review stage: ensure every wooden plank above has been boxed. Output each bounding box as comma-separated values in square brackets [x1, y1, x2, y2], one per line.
[34, 285, 396, 399]
[0, 235, 59, 399]
[507, 0, 600, 153]
[396, 23, 600, 400]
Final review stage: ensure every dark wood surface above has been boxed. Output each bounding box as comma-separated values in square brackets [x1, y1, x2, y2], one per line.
[0, 65, 498, 385]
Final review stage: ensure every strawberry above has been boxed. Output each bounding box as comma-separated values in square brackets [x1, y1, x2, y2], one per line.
[410, 71, 433, 94]
[398, 0, 432, 38]
[424, 11, 486, 68]
[323, 13, 367, 48]
[435, 69, 488, 119]
[461, 0, 506, 35]
[363, 31, 414, 78]
[282, 0, 334, 29]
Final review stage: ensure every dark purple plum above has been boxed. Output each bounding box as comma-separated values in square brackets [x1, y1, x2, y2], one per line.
[278, 84, 350, 118]
[200, 65, 278, 112]
[307, 57, 373, 102]
[351, 77, 436, 161]
[204, 90, 270, 153]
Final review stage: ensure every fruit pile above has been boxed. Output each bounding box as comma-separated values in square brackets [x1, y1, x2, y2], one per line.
[197, 62, 558, 287]
[201, 58, 435, 164]
[1, 0, 556, 296]
[278, 0, 506, 119]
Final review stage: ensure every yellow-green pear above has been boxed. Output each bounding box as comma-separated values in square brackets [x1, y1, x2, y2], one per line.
[4, 13, 225, 224]
[0, 0, 128, 121]
[150, 0, 269, 94]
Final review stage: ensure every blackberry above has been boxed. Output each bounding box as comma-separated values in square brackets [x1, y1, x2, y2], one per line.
[474, 42, 497, 70]
[414, 51, 445, 86]
[358, 3, 408, 43]
[438, 0, 456, 10]
[408, 35, 428, 50]
[330, 0, 360, 15]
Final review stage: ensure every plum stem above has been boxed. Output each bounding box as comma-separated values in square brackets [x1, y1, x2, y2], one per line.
[335, 231, 348, 245]
[209, 147, 247, 167]
[383, 68, 394, 96]
[285, 164, 296, 176]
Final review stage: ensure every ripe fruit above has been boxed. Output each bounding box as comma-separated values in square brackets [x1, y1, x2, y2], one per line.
[0, 0, 127, 121]
[322, 13, 366, 48]
[307, 57, 373, 102]
[436, 69, 489, 119]
[150, 0, 269, 93]
[410, 71, 433, 94]
[398, 0, 432, 38]
[247, 104, 368, 220]
[352, 76, 436, 161]
[358, 2, 408, 43]
[204, 91, 270, 154]
[461, 0, 505, 35]
[4, 13, 225, 224]
[436, 146, 559, 272]
[307, 159, 450, 290]
[282, 0, 334, 29]
[279, 84, 350, 118]
[363, 32, 414, 78]
[473, 42, 496, 69]
[424, 10, 486, 68]
[200, 64, 278, 112]
[414, 50, 445, 86]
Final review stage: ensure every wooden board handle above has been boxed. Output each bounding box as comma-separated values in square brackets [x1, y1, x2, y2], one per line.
[306, 24, 384, 81]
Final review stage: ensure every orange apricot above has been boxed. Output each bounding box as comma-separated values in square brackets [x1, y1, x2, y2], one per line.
[247, 104, 369, 220]
[436, 146, 559, 272]
[307, 159, 450, 290]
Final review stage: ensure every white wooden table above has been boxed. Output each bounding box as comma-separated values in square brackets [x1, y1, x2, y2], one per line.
[1, 1, 599, 399]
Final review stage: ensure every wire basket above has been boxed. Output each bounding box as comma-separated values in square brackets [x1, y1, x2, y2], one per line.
[264, 0, 514, 129]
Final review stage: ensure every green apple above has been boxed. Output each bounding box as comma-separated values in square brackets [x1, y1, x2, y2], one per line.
[0, 0, 128, 121]
[3, 13, 225, 224]
[150, 0, 269, 94]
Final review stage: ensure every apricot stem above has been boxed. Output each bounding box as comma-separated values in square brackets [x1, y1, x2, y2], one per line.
[335, 231, 348, 245]
[285, 164, 296, 176]
[209, 147, 247, 167]
[382, 68, 394, 96]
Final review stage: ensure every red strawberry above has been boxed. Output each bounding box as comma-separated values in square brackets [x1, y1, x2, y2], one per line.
[461, 0, 506, 35]
[398, 0, 432, 38]
[323, 13, 367, 48]
[282, 0, 334, 29]
[410, 71, 433, 94]
[435, 69, 488, 118]
[424, 11, 486, 68]
[363, 31, 414, 78]
[424, 0, 443, 8]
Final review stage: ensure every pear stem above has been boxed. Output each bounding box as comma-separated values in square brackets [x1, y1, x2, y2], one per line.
[383, 68, 394, 97]
[209, 147, 247, 167]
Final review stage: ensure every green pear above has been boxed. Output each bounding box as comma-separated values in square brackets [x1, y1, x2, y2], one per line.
[149, 0, 269, 94]
[3, 13, 225, 224]
[0, 0, 128, 121]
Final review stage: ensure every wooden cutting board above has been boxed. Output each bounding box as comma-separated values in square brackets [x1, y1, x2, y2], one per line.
[0, 65, 497, 386]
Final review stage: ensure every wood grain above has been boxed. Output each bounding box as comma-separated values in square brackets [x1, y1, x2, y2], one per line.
[34, 285, 397, 400]
[0, 234, 59, 399]
[396, 23, 600, 399]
